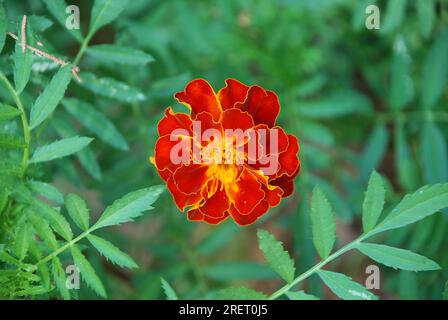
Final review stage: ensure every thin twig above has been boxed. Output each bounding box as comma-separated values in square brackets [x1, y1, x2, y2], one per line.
[20, 15, 26, 53]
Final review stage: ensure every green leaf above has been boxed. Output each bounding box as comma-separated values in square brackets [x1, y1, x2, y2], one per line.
[0, 133, 26, 149]
[28, 180, 64, 204]
[205, 263, 277, 281]
[286, 290, 319, 300]
[389, 38, 413, 110]
[417, 0, 435, 39]
[29, 66, 73, 130]
[421, 28, 448, 108]
[362, 171, 386, 232]
[213, 286, 267, 300]
[86, 44, 154, 65]
[317, 270, 378, 300]
[89, 0, 129, 34]
[257, 229, 295, 283]
[31, 199, 73, 241]
[0, 3, 6, 54]
[381, 0, 406, 34]
[94, 185, 164, 229]
[65, 193, 90, 231]
[52, 116, 102, 181]
[356, 243, 440, 271]
[395, 124, 418, 191]
[13, 17, 35, 94]
[29, 213, 58, 250]
[0, 161, 21, 177]
[79, 72, 145, 102]
[13, 222, 33, 260]
[29, 136, 93, 164]
[43, 0, 83, 42]
[160, 278, 178, 300]
[443, 280, 448, 300]
[87, 234, 137, 269]
[71, 245, 106, 298]
[28, 242, 51, 290]
[0, 104, 21, 122]
[63, 98, 128, 150]
[51, 256, 70, 300]
[421, 123, 447, 184]
[359, 124, 389, 181]
[310, 186, 336, 259]
[371, 183, 448, 235]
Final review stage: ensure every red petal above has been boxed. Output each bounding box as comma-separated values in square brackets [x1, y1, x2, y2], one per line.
[173, 164, 211, 195]
[227, 168, 265, 214]
[175, 79, 221, 121]
[187, 208, 229, 225]
[221, 108, 254, 132]
[278, 134, 300, 177]
[270, 175, 295, 198]
[235, 86, 280, 128]
[157, 107, 192, 136]
[218, 79, 249, 110]
[154, 135, 191, 172]
[199, 185, 230, 218]
[167, 176, 202, 211]
[229, 201, 269, 226]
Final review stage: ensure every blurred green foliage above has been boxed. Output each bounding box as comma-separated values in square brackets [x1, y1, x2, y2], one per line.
[0, 0, 447, 300]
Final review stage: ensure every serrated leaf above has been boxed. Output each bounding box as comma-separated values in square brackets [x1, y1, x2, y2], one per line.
[13, 17, 35, 94]
[71, 245, 106, 298]
[28, 180, 64, 204]
[86, 44, 154, 65]
[89, 0, 129, 34]
[28, 213, 58, 250]
[0, 104, 21, 122]
[28, 242, 51, 290]
[13, 222, 33, 260]
[362, 171, 386, 232]
[0, 161, 21, 177]
[51, 256, 70, 300]
[31, 199, 72, 241]
[417, 0, 435, 39]
[87, 234, 137, 269]
[0, 133, 25, 149]
[421, 123, 447, 184]
[79, 72, 145, 102]
[43, 0, 83, 42]
[213, 286, 267, 300]
[63, 98, 128, 150]
[381, 0, 406, 34]
[52, 116, 102, 181]
[29, 136, 93, 164]
[65, 193, 89, 231]
[317, 270, 378, 300]
[160, 278, 178, 300]
[94, 185, 164, 229]
[371, 183, 448, 235]
[357, 243, 440, 271]
[257, 229, 295, 283]
[421, 28, 448, 108]
[30, 66, 72, 130]
[310, 186, 335, 259]
[286, 290, 319, 300]
[359, 124, 389, 181]
[0, 3, 6, 54]
[205, 263, 277, 281]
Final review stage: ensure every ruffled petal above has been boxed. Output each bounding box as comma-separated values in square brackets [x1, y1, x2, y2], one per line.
[218, 79, 250, 110]
[278, 134, 300, 177]
[199, 185, 230, 218]
[157, 107, 192, 136]
[187, 208, 229, 225]
[167, 175, 202, 211]
[229, 201, 269, 226]
[235, 86, 280, 128]
[175, 79, 221, 121]
[227, 168, 265, 214]
[270, 175, 295, 198]
[154, 135, 192, 172]
[173, 164, 211, 195]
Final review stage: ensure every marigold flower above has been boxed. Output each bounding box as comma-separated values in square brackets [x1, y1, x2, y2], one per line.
[153, 79, 300, 225]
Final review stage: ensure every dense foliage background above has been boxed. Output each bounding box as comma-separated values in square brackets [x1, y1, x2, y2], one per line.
[0, 0, 447, 300]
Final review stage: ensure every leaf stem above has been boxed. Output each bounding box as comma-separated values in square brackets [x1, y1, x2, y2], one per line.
[268, 233, 371, 300]
[73, 30, 94, 66]
[0, 71, 31, 177]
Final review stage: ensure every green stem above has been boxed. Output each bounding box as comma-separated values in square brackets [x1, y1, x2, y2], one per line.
[268, 233, 371, 300]
[73, 31, 94, 65]
[0, 71, 31, 178]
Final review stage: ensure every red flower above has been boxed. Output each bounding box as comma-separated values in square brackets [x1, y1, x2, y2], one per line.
[152, 79, 300, 225]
